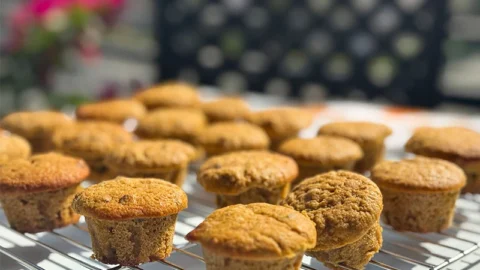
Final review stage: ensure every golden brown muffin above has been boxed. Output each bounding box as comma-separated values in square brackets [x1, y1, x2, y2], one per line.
[198, 122, 270, 157]
[135, 108, 206, 145]
[281, 171, 383, 269]
[371, 157, 466, 232]
[247, 107, 314, 149]
[308, 224, 382, 270]
[134, 81, 200, 110]
[278, 136, 363, 186]
[405, 127, 480, 194]
[105, 140, 196, 186]
[197, 151, 298, 207]
[52, 121, 133, 181]
[186, 203, 316, 270]
[318, 121, 392, 173]
[72, 177, 188, 266]
[0, 153, 89, 233]
[0, 111, 73, 153]
[0, 131, 31, 163]
[200, 97, 250, 123]
[76, 99, 146, 123]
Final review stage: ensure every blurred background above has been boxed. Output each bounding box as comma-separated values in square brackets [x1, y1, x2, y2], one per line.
[0, 0, 479, 116]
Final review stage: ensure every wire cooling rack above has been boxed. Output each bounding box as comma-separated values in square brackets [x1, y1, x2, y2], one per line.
[1, 170, 479, 270]
[1, 95, 480, 269]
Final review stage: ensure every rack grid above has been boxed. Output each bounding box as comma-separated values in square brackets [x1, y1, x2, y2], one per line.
[1, 171, 479, 270]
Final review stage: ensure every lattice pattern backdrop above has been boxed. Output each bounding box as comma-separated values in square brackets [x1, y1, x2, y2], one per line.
[155, 0, 448, 107]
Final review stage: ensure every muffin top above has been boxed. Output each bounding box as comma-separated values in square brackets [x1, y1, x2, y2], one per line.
[371, 157, 466, 192]
[0, 131, 31, 163]
[201, 97, 250, 122]
[134, 82, 200, 109]
[105, 140, 196, 171]
[281, 170, 383, 251]
[278, 136, 363, 166]
[52, 121, 133, 159]
[247, 108, 313, 139]
[186, 203, 316, 259]
[72, 177, 188, 220]
[0, 153, 89, 197]
[135, 108, 207, 142]
[198, 122, 270, 153]
[76, 99, 146, 123]
[405, 127, 480, 161]
[318, 121, 392, 144]
[0, 111, 73, 139]
[198, 151, 298, 194]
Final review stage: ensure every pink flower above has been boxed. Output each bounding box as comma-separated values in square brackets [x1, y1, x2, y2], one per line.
[77, 0, 124, 10]
[28, 0, 72, 19]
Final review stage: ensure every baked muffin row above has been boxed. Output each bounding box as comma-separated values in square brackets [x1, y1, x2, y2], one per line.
[0, 81, 479, 270]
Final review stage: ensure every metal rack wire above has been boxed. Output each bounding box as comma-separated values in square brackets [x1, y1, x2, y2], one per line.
[1, 171, 479, 270]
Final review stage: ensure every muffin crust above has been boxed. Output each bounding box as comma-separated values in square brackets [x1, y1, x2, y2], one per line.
[281, 171, 383, 250]
[135, 108, 206, 143]
[201, 97, 250, 122]
[198, 151, 298, 195]
[186, 203, 316, 259]
[52, 121, 133, 159]
[0, 131, 31, 163]
[72, 177, 188, 220]
[278, 136, 363, 166]
[76, 99, 146, 123]
[105, 140, 196, 171]
[318, 121, 392, 144]
[134, 82, 200, 110]
[0, 153, 89, 196]
[247, 108, 313, 144]
[198, 122, 270, 155]
[0, 111, 73, 139]
[405, 127, 480, 161]
[371, 157, 466, 192]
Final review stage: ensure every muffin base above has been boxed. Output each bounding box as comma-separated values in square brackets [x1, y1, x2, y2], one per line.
[381, 187, 460, 232]
[355, 143, 385, 173]
[293, 162, 356, 187]
[216, 184, 290, 208]
[85, 215, 177, 266]
[1, 185, 82, 233]
[308, 224, 382, 270]
[112, 166, 188, 187]
[203, 248, 303, 270]
[88, 162, 115, 182]
[460, 160, 480, 194]
[29, 136, 54, 153]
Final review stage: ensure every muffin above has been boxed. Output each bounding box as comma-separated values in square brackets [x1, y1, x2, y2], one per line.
[197, 151, 298, 207]
[135, 108, 206, 158]
[281, 171, 383, 269]
[105, 140, 196, 186]
[247, 107, 314, 149]
[318, 121, 392, 173]
[0, 111, 73, 153]
[405, 127, 480, 194]
[186, 203, 317, 270]
[200, 97, 250, 123]
[310, 224, 383, 270]
[0, 130, 31, 163]
[0, 153, 89, 233]
[71, 177, 188, 266]
[52, 121, 133, 181]
[76, 99, 147, 124]
[134, 81, 200, 110]
[198, 122, 270, 157]
[278, 136, 363, 186]
[371, 157, 466, 232]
